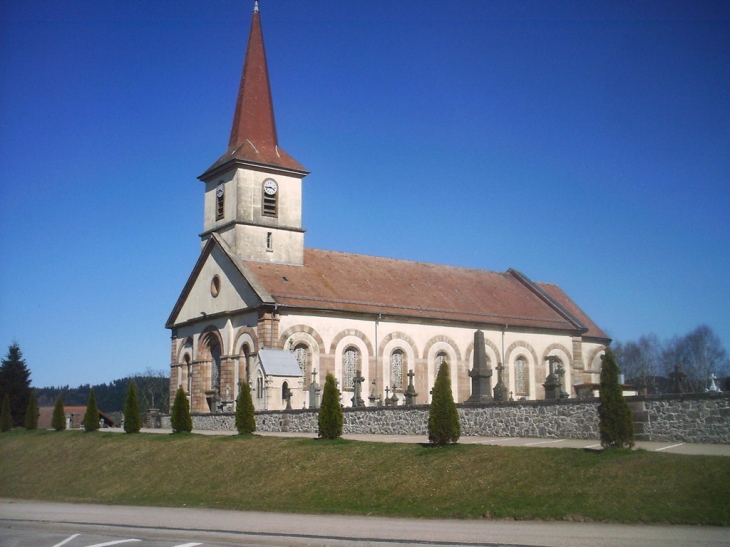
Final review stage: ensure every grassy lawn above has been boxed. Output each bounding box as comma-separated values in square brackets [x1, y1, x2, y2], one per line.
[1, 429, 728, 525]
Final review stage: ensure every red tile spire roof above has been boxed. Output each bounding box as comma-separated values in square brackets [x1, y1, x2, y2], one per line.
[202, 2, 306, 177]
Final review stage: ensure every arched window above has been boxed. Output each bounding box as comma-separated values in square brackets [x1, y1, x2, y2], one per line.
[435, 351, 448, 376]
[282, 381, 289, 401]
[256, 373, 264, 399]
[343, 346, 359, 389]
[391, 349, 404, 390]
[515, 356, 528, 396]
[293, 343, 310, 386]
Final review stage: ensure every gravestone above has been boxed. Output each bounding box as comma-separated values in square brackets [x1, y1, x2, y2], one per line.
[493, 363, 509, 402]
[404, 369, 418, 405]
[351, 370, 365, 407]
[308, 370, 321, 409]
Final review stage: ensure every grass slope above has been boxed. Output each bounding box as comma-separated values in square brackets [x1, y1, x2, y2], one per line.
[1, 430, 729, 525]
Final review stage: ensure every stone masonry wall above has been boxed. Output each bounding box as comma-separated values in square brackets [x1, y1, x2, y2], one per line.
[159, 392, 730, 444]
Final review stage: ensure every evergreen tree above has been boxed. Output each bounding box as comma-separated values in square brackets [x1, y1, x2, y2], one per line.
[170, 386, 192, 433]
[0, 394, 11, 432]
[428, 361, 461, 446]
[24, 389, 39, 430]
[318, 373, 343, 439]
[124, 380, 142, 434]
[51, 394, 66, 431]
[0, 342, 32, 427]
[598, 348, 634, 449]
[83, 388, 100, 432]
[235, 380, 256, 435]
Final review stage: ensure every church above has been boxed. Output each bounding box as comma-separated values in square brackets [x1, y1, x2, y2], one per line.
[166, 2, 610, 413]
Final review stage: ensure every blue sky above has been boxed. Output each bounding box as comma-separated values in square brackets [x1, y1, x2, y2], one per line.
[1, 1, 728, 388]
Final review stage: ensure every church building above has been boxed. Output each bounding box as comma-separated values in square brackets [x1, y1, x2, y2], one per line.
[166, 2, 610, 413]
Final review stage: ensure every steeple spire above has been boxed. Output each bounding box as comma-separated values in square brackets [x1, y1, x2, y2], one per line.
[202, 1, 306, 176]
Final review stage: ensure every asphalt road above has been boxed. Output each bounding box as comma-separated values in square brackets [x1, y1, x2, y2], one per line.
[1, 500, 729, 547]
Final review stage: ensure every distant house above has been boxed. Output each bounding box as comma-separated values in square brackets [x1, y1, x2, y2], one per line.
[38, 406, 117, 430]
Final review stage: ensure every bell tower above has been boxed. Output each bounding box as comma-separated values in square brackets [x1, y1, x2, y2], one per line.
[198, 1, 308, 265]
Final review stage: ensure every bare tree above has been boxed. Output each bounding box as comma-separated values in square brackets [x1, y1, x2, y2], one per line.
[662, 325, 729, 392]
[613, 334, 662, 394]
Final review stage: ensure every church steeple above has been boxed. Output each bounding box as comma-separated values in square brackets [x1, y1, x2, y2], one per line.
[202, 1, 306, 176]
[199, 2, 307, 266]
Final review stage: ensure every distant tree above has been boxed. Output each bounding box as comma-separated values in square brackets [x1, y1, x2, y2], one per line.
[170, 386, 192, 434]
[428, 361, 461, 446]
[235, 380, 256, 435]
[83, 388, 100, 432]
[0, 342, 32, 427]
[124, 381, 142, 434]
[51, 394, 66, 431]
[318, 373, 343, 440]
[0, 394, 11, 432]
[598, 348, 634, 449]
[24, 389, 39, 430]
[612, 334, 662, 394]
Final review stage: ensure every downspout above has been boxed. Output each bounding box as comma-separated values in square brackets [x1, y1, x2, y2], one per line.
[375, 314, 381, 394]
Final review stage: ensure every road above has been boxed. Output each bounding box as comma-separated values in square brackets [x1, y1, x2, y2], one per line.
[1, 500, 729, 547]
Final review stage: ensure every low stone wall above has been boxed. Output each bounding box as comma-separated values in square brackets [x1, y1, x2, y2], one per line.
[159, 392, 730, 444]
[630, 394, 730, 443]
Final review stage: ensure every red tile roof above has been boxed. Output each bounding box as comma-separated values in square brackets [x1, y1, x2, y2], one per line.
[201, 6, 306, 177]
[244, 248, 608, 339]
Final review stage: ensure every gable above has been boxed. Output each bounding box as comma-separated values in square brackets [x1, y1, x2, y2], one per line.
[167, 235, 272, 328]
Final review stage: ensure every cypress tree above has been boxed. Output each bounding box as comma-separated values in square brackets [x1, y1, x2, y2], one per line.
[598, 348, 634, 449]
[0, 394, 11, 432]
[24, 389, 39, 430]
[428, 361, 461, 446]
[318, 373, 343, 439]
[124, 380, 142, 433]
[51, 394, 66, 431]
[170, 386, 192, 433]
[235, 380, 256, 435]
[83, 388, 100, 432]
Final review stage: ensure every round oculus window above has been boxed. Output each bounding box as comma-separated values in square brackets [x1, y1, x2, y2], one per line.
[210, 275, 221, 297]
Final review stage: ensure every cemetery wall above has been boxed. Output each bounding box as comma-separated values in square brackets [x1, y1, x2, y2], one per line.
[159, 392, 730, 444]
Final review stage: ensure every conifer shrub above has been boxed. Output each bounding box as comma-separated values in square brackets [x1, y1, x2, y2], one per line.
[124, 380, 142, 434]
[428, 361, 461, 446]
[51, 394, 66, 431]
[24, 389, 38, 430]
[598, 348, 634, 449]
[0, 394, 11, 432]
[171, 386, 192, 434]
[318, 373, 343, 439]
[235, 380, 256, 435]
[83, 388, 100, 432]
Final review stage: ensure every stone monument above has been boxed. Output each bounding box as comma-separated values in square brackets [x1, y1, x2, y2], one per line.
[466, 330, 493, 403]
[493, 363, 509, 402]
[351, 369, 365, 407]
[404, 369, 418, 405]
[308, 370, 321, 409]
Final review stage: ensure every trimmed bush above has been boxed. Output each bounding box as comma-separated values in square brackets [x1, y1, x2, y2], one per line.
[124, 380, 142, 434]
[598, 348, 634, 449]
[0, 394, 11, 432]
[235, 380, 256, 435]
[318, 373, 343, 439]
[24, 389, 38, 430]
[83, 388, 100, 432]
[170, 386, 192, 434]
[51, 394, 66, 431]
[428, 361, 461, 446]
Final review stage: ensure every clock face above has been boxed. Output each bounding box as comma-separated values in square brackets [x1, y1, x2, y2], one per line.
[264, 180, 278, 195]
[216, 183, 224, 197]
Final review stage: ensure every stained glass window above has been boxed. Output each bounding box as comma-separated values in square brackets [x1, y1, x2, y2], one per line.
[391, 350, 404, 389]
[515, 357, 526, 395]
[344, 347, 358, 389]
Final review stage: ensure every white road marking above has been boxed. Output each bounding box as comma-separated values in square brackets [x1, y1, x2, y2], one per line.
[85, 540, 141, 547]
[656, 442, 685, 451]
[172, 543, 203, 547]
[51, 535, 80, 547]
[585, 443, 602, 449]
[524, 439, 565, 446]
